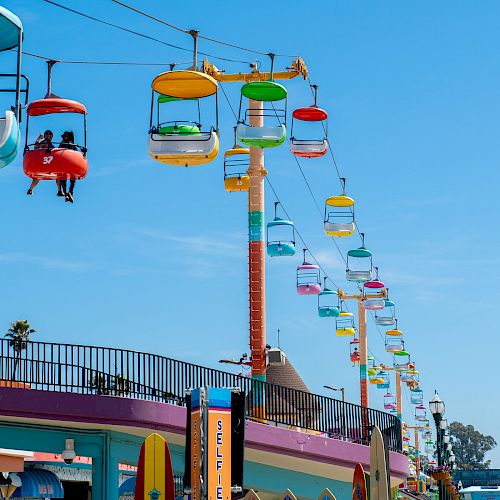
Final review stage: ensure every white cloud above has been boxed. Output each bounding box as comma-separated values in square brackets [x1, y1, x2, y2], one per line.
[135, 228, 245, 258]
[0, 252, 90, 271]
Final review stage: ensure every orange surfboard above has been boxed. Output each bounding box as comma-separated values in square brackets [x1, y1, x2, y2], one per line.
[135, 433, 175, 500]
[352, 463, 367, 500]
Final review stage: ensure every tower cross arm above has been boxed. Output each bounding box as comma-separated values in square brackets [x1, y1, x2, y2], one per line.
[338, 289, 387, 300]
[201, 57, 308, 82]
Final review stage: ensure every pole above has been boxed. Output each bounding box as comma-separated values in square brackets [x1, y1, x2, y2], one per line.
[414, 427, 421, 480]
[248, 98, 267, 418]
[396, 371, 402, 421]
[433, 413, 443, 500]
[358, 298, 368, 408]
[15, 28, 22, 122]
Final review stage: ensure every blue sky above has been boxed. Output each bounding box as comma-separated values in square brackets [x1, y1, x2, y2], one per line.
[2, 0, 499, 465]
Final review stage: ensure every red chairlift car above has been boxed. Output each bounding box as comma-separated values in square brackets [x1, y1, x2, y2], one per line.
[23, 97, 88, 181]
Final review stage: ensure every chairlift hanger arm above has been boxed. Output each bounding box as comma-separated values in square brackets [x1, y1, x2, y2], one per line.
[201, 57, 308, 82]
[338, 290, 387, 300]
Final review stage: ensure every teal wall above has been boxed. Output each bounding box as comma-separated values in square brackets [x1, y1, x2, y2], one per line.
[0, 421, 354, 500]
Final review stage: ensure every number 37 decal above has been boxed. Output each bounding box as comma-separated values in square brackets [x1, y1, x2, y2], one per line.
[43, 156, 53, 165]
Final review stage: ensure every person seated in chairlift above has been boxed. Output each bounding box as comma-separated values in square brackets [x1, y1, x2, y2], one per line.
[59, 131, 77, 204]
[27, 130, 64, 197]
[351, 347, 360, 365]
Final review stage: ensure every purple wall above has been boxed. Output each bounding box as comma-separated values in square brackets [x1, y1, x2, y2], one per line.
[0, 387, 408, 481]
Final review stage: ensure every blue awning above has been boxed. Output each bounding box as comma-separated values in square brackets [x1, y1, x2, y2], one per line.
[119, 476, 135, 496]
[12, 469, 64, 498]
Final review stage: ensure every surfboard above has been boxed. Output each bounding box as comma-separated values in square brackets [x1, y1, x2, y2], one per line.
[135, 433, 175, 500]
[282, 489, 298, 500]
[370, 426, 389, 500]
[352, 463, 367, 500]
[318, 487, 336, 500]
[243, 489, 262, 500]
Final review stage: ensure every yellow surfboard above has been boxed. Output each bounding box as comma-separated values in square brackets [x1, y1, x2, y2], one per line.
[135, 433, 175, 500]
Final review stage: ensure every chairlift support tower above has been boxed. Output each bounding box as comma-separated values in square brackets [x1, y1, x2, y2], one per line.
[201, 57, 308, 415]
[338, 287, 387, 410]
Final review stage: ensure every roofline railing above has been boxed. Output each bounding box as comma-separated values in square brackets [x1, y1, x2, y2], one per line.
[0, 339, 402, 452]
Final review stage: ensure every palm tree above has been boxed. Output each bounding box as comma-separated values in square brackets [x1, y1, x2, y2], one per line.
[91, 373, 131, 396]
[4, 320, 36, 379]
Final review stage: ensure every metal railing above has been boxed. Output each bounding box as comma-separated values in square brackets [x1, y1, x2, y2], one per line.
[0, 339, 402, 452]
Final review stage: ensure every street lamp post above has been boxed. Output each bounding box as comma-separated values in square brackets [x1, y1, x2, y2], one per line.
[430, 391, 446, 500]
[324, 385, 346, 437]
[323, 385, 345, 402]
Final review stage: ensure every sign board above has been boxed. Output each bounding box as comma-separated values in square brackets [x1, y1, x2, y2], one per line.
[206, 387, 232, 500]
[191, 388, 202, 500]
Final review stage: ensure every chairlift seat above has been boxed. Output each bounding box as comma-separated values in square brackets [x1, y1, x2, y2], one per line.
[224, 175, 250, 193]
[362, 298, 385, 310]
[318, 306, 340, 318]
[236, 123, 286, 149]
[336, 327, 355, 337]
[267, 219, 295, 257]
[297, 283, 322, 295]
[324, 222, 356, 237]
[268, 241, 295, 257]
[148, 130, 219, 166]
[290, 138, 328, 158]
[0, 110, 19, 169]
[375, 316, 396, 326]
[24, 148, 88, 180]
[158, 124, 201, 135]
[385, 342, 404, 353]
[346, 269, 372, 282]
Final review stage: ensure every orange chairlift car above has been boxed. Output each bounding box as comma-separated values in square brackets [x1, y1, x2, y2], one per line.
[23, 62, 87, 182]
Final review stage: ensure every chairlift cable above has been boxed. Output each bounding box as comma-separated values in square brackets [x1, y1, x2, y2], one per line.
[20, 49, 189, 66]
[111, 0, 299, 58]
[219, 82, 238, 121]
[42, 0, 252, 64]
[293, 155, 348, 266]
[266, 176, 341, 292]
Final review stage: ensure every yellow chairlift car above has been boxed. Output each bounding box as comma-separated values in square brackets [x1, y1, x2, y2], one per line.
[148, 70, 219, 167]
